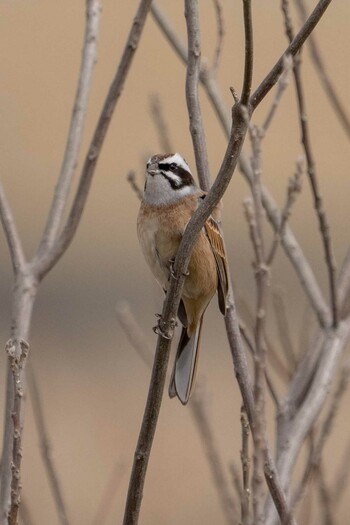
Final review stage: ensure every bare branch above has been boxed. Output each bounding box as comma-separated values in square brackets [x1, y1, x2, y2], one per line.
[149, 94, 173, 153]
[294, 0, 350, 139]
[262, 54, 293, 132]
[33, 0, 153, 280]
[36, 0, 101, 257]
[210, 0, 225, 75]
[184, 0, 211, 190]
[281, 0, 338, 328]
[266, 318, 350, 524]
[241, 0, 254, 106]
[251, 0, 333, 110]
[6, 338, 29, 525]
[27, 363, 71, 525]
[292, 364, 350, 512]
[266, 156, 303, 266]
[240, 406, 251, 524]
[0, 182, 26, 273]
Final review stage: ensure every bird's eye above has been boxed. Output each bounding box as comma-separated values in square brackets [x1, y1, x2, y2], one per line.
[169, 163, 177, 171]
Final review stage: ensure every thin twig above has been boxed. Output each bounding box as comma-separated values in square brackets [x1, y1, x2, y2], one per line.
[149, 94, 173, 153]
[33, 0, 153, 280]
[291, 363, 350, 511]
[243, 128, 268, 523]
[184, 0, 211, 190]
[266, 156, 303, 266]
[294, 0, 350, 139]
[0, 182, 26, 273]
[27, 362, 71, 525]
[241, 0, 253, 106]
[251, 0, 333, 110]
[240, 406, 251, 524]
[262, 54, 293, 132]
[6, 339, 29, 525]
[281, 0, 338, 328]
[210, 0, 225, 75]
[239, 321, 279, 407]
[37, 0, 101, 256]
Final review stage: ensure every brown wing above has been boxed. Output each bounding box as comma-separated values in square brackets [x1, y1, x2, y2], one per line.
[204, 216, 229, 315]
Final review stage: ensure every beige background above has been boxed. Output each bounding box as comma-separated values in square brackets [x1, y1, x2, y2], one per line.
[0, 1, 349, 523]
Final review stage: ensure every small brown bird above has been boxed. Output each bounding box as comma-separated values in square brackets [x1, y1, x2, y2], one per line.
[137, 153, 228, 404]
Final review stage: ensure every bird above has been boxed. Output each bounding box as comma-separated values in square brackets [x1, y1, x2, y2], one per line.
[137, 153, 228, 404]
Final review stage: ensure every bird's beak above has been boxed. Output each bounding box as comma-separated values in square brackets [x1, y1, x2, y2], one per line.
[146, 163, 159, 176]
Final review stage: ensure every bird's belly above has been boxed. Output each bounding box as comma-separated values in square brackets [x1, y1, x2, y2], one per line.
[138, 215, 179, 291]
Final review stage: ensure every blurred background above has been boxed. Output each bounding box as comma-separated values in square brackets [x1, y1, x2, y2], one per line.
[0, 1, 349, 523]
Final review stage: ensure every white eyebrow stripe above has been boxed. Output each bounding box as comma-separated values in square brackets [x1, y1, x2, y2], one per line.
[166, 153, 192, 174]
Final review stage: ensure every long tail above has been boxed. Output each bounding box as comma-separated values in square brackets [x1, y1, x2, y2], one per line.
[169, 318, 203, 405]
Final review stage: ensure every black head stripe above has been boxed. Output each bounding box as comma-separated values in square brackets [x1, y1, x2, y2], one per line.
[158, 162, 195, 190]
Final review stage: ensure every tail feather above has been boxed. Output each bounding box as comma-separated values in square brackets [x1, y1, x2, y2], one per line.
[169, 318, 203, 404]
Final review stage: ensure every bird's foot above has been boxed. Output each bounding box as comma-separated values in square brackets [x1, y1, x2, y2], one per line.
[169, 258, 189, 279]
[153, 315, 177, 339]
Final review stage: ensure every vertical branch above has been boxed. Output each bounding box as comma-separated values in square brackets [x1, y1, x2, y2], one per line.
[240, 406, 251, 524]
[241, 0, 253, 106]
[184, 0, 211, 190]
[5, 339, 29, 525]
[281, 0, 338, 328]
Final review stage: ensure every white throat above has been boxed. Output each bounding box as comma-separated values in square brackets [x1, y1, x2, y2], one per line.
[143, 173, 197, 206]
